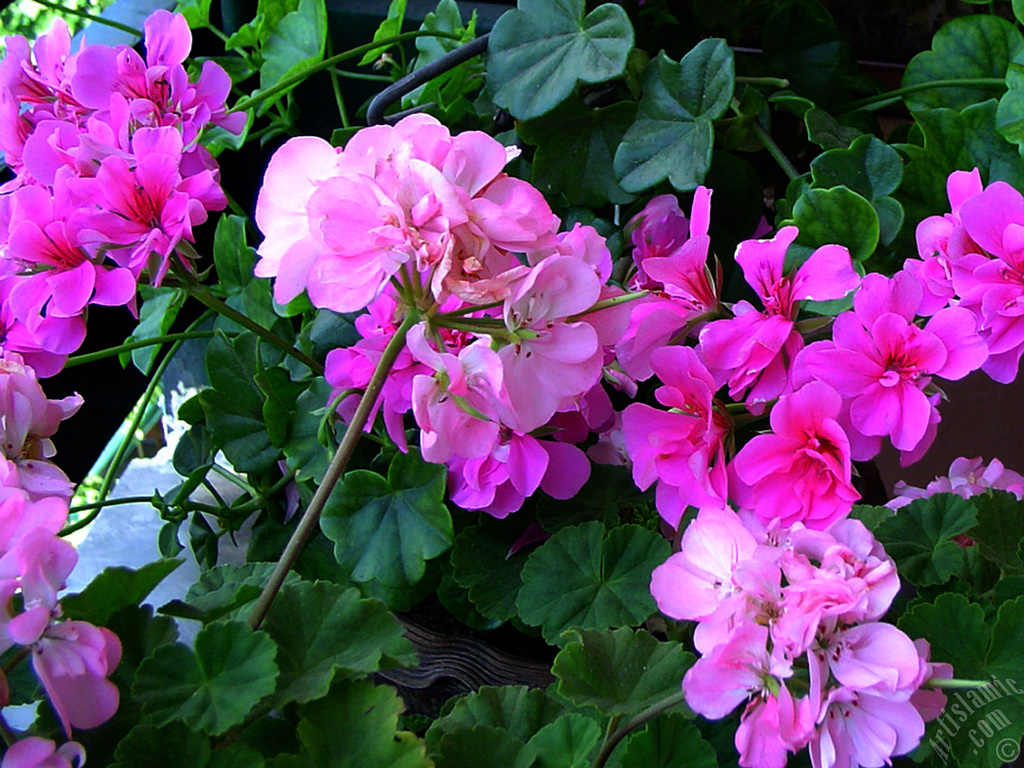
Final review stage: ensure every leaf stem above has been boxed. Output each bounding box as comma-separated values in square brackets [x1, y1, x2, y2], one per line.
[734, 96, 800, 181]
[28, 0, 142, 35]
[838, 77, 1005, 114]
[187, 284, 324, 375]
[592, 690, 688, 768]
[926, 677, 994, 689]
[231, 30, 463, 115]
[247, 308, 421, 630]
[567, 290, 648, 322]
[65, 331, 216, 368]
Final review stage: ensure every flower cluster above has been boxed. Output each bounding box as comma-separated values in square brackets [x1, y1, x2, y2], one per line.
[888, 455, 1024, 509]
[0, 354, 119, 762]
[0, 11, 238, 365]
[652, 507, 949, 768]
[256, 114, 625, 516]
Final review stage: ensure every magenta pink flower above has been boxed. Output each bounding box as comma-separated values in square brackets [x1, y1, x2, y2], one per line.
[699, 227, 859, 410]
[0, 738, 84, 768]
[622, 346, 730, 526]
[730, 381, 859, 529]
[797, 271, 987, 459]
[889, 455, 1024, 509]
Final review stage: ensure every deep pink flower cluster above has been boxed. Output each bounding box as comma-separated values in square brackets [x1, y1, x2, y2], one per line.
[0, 12, 237, 364]
[0, 355, 119, 761]
[652, 507, 950, 768]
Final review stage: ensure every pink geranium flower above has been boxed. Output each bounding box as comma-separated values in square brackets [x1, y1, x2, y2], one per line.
[730, 381, 860, 529]
[699, 227, 859, 411]
[0, 738, 85, 768]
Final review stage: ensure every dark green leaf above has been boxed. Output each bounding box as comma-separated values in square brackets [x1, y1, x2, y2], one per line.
[784, 186, 879, 263]
[160, 562, 300, 624]
[433, 725, 536, 768]
[618, 713, 718, 768]
[111, 723, 211, 768]
[173, 424, 215, 477]
[177, 0, 212, 27]
[262, 580, 415, 706]
[902, 16, 1021, 112]
[488, 0, 633, 120]
[202, 332, 279, 473]
[450, 517, 533, 622]
[553, 627, 693, 717]
[804, 107, 861, 150]
[61, 559, 183, 624]
[425, 686, 564, 753]
[297, 679, 431, 768]
[126, 287, 185, 374]
[536, 464, 652, 532]
[614, 41, 734, 193]
[133, 620, 279, 735]
[761, 0, 845, 106]
[810, 134, 902, 199]
[874, 493, 978, 586]
[215, 214, 278, 330]
[516, 522, 669, 644]
[521, 97, 636, 207]
[527, 713, 602, 768]
[997, 61, 1024, 150]
[970, 490, 1024, 574]
[256, 367, 306, 448]
[321, 450, 453, 587]
[283, 377, 336, 484]
[898, 593, 988, 680]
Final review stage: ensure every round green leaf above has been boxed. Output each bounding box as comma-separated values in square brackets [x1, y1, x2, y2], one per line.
[132, 620, 279, 735]
[450, 518, 532, 622]
[898, 593, 988, 680]
[810, 134, 902, 199]
[614, 41, 734, 193]
[425, 686, 565, 754]
[321, 450, 453, 587]
[787, 186, 879, 263]
[526, 714, 602, 768]
[488, 0, 634, 120]
[903, 16, 1022, 112]
[111, 723, 212, 768]
[434, 725, 536, 768]
[553, 627, 693, 717]
[516, 522, 669, 644]
[618, 713, 717, 768]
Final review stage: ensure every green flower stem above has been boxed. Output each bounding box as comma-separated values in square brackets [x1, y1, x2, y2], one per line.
[568, 290, 649, 321]
[839, 77, 1005, 114]
[434, 299, 505, 318]
[735, 76, 790, 88]
[592, 690, 689, 768]
[926, 677, 994, 689]
[734, 96, 800, 182]
[326, 36, 351, 129]
[187, 284, 324, 375]
[231, 30, 463, 115]
[64, 331, 216, 368]
[29, 0, 142, 35]
[247, 308, 421, 630]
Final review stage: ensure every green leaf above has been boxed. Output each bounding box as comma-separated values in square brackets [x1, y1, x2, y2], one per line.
[260, 0, 327, 92]
[520, 97, 636, 207]
[358, 0, 406, 66]
[488, 0, 633, 120]
[810, 134, 902, 199]
[617, 713, 718, 768]
[526, 713, 602, 768]
[760, 0, 845, 106]
[207, 743, 266, 768]
[176, 0, 212, 28]
[321, 450, 452, 587]
[785, 186, 879, 263]
[160, 562, 300, 624]
[433, 725, 536, 768]
[126, 287, 186, 374]
[902, 16, 1021, 112]
[997, 61, 1024, 150]
[256, 367, 306, 448]
[61, 559, 183, 625]
[450, 517, 533, 622]
[898, 101, 1024, 235]
[215, 214, 278, 330]
[283, 376, 336, 484]
[874, 493, 978, 586]
[516, 522, 669, 644]
[261, 580, 415, 706]
[553, 627, 693, 717]
[297, 679, 431, 768]
[614, 41, 734, 194]
[804, 107, 862, 150]
[201, 332, 279, 474]
[971, 490, 1024, 574]
[132, 620, 279, 735]
[536, 464, 652, 532]
[111, 723, 212, 768]
[425, 686, 564, 753]
[898, 593, 989, 680]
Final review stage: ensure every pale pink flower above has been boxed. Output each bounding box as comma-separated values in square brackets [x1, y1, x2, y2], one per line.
[1, 738, 85, 768]
[809, 687, 924, 768]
